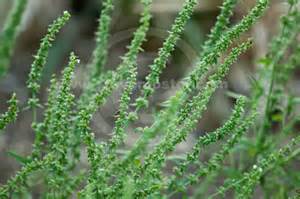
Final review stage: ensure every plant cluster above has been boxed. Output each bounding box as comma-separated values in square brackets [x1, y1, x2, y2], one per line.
[0, 0, 300, 198]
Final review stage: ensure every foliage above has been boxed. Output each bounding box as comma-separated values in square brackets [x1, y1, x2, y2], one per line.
[0, 0, 27, 77]
[0, 93, 18, 131]
[0, 0, 300, 198]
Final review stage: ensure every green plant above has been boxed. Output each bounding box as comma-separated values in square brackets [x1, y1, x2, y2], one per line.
[0, 0, 300, 198]
[0, 0, 27, 77]
[0, 93, 18, 131]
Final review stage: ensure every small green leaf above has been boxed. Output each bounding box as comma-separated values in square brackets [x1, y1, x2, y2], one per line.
[7, 151, 29, 165]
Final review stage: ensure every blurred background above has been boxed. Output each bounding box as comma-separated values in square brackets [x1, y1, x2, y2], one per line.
[0, 0, 298, 196]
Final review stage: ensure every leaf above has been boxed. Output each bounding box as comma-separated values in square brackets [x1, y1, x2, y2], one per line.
[258, 57, 272, 67]
[7, 151, 29, 165]
[271, 113, 283, 122]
